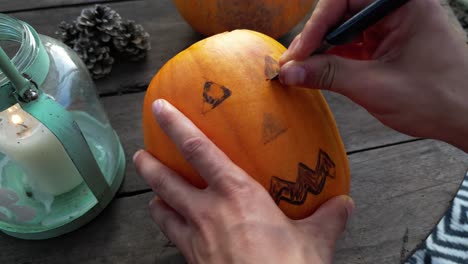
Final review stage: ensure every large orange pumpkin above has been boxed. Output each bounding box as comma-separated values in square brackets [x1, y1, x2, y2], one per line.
[143, 30, 350, 219]
[172, 0, 316, 39]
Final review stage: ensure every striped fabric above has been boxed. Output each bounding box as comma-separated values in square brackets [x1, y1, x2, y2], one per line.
[406, 171, 468, 264]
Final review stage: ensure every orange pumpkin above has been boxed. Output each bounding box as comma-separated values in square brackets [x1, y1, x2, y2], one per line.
[143, 30, 350, 219]
[172, 0, 316, 39]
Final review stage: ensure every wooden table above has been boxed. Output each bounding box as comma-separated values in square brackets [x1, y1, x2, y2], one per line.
[0, 1, 467, 263]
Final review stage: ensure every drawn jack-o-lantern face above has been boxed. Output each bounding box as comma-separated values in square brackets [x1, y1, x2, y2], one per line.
[143, 30, 350, 219]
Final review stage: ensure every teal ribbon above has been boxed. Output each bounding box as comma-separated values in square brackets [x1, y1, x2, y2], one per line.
[0, 15, 111, 203]
[20, 93, 111, 202]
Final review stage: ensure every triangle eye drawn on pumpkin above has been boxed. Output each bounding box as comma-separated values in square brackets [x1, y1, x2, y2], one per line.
[262, 113, 288, 144]
[269, 149, 336, 206]
[202, 81, 232, 114]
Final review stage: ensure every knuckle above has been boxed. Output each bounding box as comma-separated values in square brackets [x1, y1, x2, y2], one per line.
[216, 175, 258, 200]
[180, 136, 206, 162]
[191, 207, 216, 237]
[220, 176, 252, 194]
[313, 57, 338, 90]
[150, 173, 170, 195]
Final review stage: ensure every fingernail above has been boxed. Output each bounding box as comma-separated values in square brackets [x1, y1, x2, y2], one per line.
[343, 195, 355, 219]
[280, 35, 302, 64]
[133, 149, 144, 163]
[152, 99, 164, 115]
[279, 50, 290, 65]
[281, 63, 306, 86]
[290, 34, 302, 51]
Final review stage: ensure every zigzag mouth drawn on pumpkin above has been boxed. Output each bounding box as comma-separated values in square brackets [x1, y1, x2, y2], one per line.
[202, 81, 232, 114]
[269, 149, 336, 205]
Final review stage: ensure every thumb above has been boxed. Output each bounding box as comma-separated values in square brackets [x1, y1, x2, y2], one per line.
[279, 54, 379, 95]
[297, 195, 354, 243]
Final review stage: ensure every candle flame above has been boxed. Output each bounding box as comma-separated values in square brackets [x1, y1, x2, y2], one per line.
[11, 114, 23, 125]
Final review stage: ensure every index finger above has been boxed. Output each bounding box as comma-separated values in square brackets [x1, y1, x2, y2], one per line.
[280, 0, 372, 64]
[152, 99, 246, 187]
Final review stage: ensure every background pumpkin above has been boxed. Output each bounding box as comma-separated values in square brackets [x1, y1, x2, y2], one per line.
[172, 0, 316, 39]
[143, 29, 350, 219]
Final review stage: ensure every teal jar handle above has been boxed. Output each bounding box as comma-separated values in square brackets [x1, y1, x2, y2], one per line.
[0, 44, 111, 203]
[0, 48, 34, 99]
[0, 23, 49, 110]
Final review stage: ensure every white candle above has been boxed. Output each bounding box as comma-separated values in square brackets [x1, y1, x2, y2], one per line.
[0, 104, 83, 196]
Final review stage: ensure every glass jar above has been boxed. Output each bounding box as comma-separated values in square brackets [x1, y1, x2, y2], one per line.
[0, 13, 125, 239]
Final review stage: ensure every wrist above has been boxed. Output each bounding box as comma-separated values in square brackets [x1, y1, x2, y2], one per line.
[432, 54, 468, 152]
[441, 95, 468, 153]
[445, 118, 468, 153]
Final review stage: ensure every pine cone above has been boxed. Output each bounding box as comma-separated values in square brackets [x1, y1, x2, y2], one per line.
[73, 40, 114, 79]
[56, 21, 80, 47]
[56, 5, 151, 79]
[113, 20, 151, 61]
[76, 4, 122, 43]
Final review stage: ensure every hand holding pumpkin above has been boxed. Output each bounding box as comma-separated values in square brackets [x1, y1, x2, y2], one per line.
[133, 99, 354, 264]
[279, 0, 468, 152]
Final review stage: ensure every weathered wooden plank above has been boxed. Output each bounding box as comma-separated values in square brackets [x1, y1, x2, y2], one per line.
[0, 0, 117, 13]
[101, 91, 414, 193]
[322, 90, 415, 152]
[336, 141, 467, 263]
[0, 192, 163, 264]
[0, 140, 465, 263]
